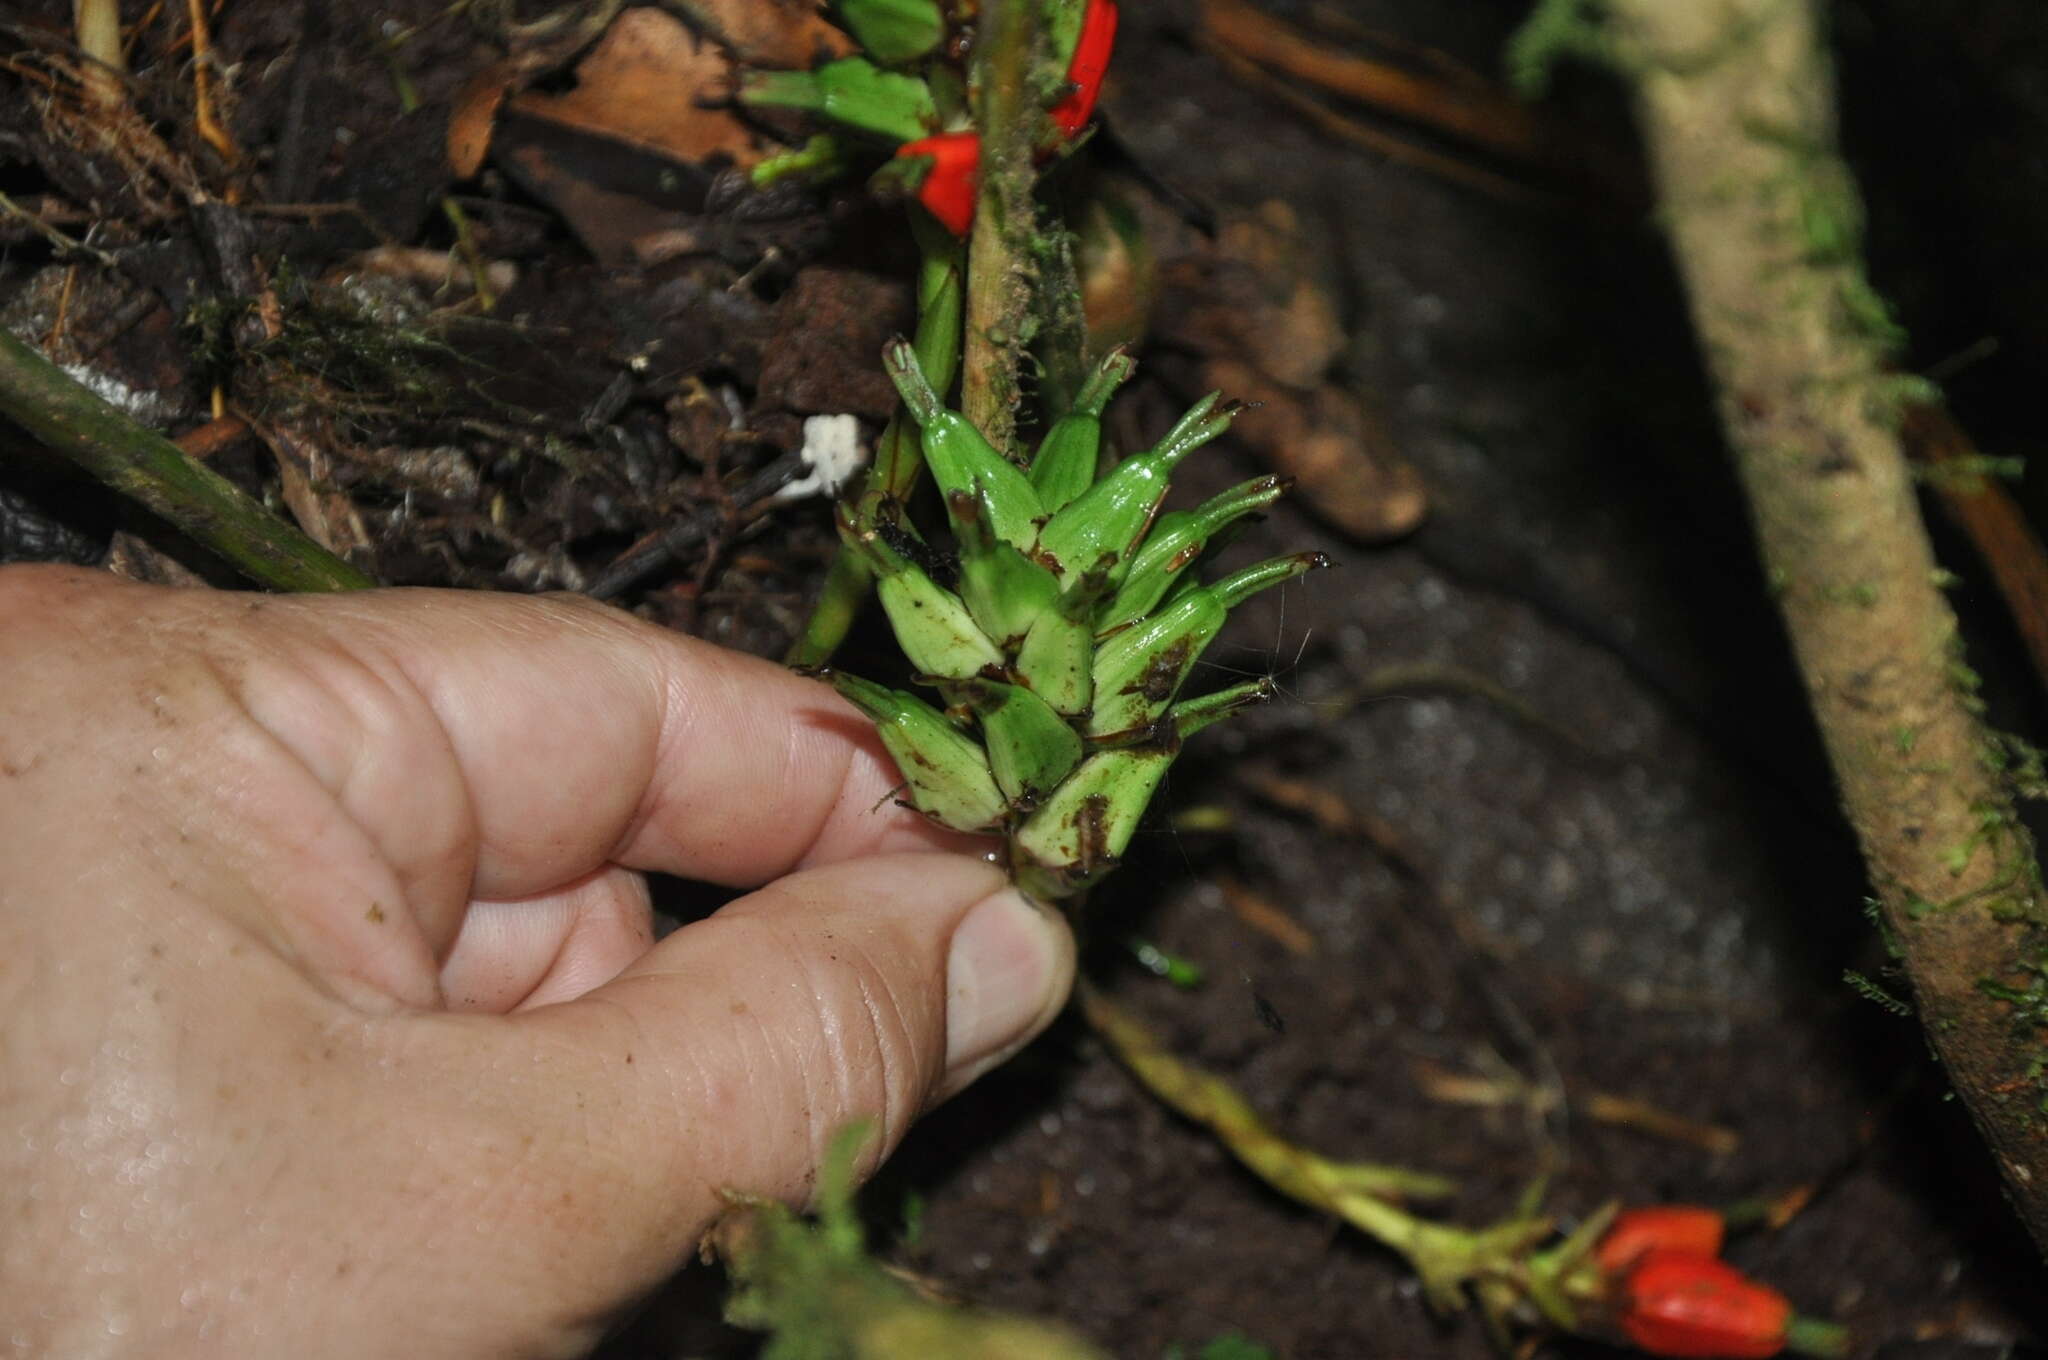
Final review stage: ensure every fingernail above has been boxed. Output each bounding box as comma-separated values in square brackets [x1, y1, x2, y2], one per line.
[942, 887, 1073, 1095]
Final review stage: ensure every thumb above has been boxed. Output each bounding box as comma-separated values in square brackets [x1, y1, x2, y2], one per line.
[475, 851, 1071, 1303]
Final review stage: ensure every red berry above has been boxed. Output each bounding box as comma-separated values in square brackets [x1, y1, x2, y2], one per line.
[1597, 1206, 1728, 1275]
[896, 130, 981, 236]
[1619, 1250, 1792, 1359]
[1049, 0, 1118, 137]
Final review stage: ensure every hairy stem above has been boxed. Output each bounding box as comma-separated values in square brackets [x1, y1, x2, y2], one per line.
[961, 0, 1043, 451]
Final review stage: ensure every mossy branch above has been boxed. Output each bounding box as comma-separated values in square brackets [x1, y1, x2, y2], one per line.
[0, 327, 375, 592]
[1590, 0, 2048, 1248]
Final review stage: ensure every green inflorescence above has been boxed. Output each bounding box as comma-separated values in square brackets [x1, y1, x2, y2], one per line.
[831, 340, 1324, 901]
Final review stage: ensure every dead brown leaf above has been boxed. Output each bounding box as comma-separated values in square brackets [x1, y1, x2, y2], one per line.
[507, 8, 763, 170]
[244, 417, 374, 562]
[668, 0, 852, 68]
[447, 58, 521, 178]
[1162, 201, 1346, 389]
[1204, 356, 1426, 541]
[104, 531, 209, 587]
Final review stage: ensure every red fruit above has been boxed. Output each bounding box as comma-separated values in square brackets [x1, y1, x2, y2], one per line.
[896, 130, 981, 236]
[1619, 1251, 1792, 1359]
[1597, 1206, 1728, 1275]
[1048, 0, 1118, 137]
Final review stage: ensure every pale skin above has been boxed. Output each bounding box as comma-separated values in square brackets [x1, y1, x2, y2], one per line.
[0, 565, 1075, 1358]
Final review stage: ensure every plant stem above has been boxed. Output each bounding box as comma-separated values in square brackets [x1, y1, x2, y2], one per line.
[72, 0, 126, 112]
[961, 0, 1043, 452]
[785, 230, 965, 667]
[1600, 0, 2048, 1247]
[0, 328, 374, 592]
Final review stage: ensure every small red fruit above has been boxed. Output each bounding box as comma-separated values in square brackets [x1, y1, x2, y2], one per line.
[1597, 1205, 1728, 1275]
[895, 130, 981, 236]
[1619, 1250, 1792, 1359]
[1048, 0, 1118, 137]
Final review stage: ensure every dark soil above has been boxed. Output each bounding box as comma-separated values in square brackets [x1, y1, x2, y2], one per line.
[4, 1, 2046, 1357]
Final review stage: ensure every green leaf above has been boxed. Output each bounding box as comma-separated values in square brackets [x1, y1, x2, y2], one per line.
[1087, 588, 1228, 739]
[840, 508, 1003, 681]
[833, 0, 944, 66]
[1089, 553, 1322, 738]
[739, 58, 937, 143]
[1016, 564, 1116, 715]
[1012, 744, 1173, 892]
[950, 489, 1060, 649]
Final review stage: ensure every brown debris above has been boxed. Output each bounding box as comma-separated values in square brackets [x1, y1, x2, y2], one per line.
[1156, 202, 1427, 542]
[1200, 0, 1553, 168]
[1195, 0, 1636, 208]
[1582, 1092, 1741, 1158]
[244, 416, 374, 565]
[103, 531, 209, 587]
[446, 59, 521, 179]
[756, 269, 916, 420]
[1203, 355, 1426, 541]
[348, 245, 518, 298]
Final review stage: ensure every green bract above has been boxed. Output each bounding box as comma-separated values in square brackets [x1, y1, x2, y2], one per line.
[832, 346, 1328, 901]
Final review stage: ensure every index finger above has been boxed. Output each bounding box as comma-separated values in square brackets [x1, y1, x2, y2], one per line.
[222, 584, 979, 900]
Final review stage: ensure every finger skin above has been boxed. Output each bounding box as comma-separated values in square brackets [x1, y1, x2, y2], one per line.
[0, 567, 1073, 1359]
[439, 866, 656, 1012]
[0, 566, 978, 1003]
[423, 853, 1070, 1335]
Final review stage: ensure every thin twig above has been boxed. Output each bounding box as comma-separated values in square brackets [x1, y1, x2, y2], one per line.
[0, 191, 117, 264]
[1202, 0, 1553, 166]
[1903, 401, 2048, 695]
[586, 450, 806, 599]
[183, 0, 239, 163]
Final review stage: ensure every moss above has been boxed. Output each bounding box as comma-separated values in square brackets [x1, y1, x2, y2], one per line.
[1504, 0, 1612, 97]
[1914, 453, 2028, 490]
[1845, 969, 1913, 1016]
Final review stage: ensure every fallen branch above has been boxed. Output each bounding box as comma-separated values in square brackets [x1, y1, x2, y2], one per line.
[0, 327, 374, 592]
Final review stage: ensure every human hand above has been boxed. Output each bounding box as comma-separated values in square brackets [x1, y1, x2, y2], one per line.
[0, 566, 1073, 1358]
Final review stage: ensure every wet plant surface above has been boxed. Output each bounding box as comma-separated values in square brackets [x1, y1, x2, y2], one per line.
[4, 0, 2046, 1355]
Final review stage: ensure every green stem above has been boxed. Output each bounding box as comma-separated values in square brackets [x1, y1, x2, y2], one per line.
[1783, 1314, 1851, 1358]
[0, 328, 375, 592]
[786, 222, 965, 668]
